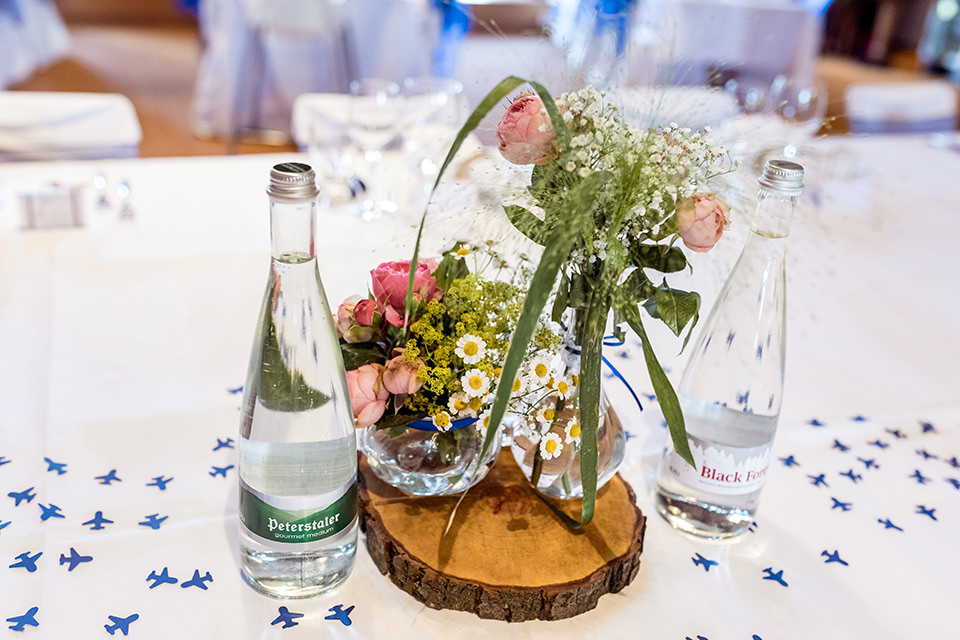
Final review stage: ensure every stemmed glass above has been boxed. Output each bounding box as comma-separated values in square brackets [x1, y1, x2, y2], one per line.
[400, 76, 466, 210]
[347, 78, 402, 220]
[769, 75, 828, 159]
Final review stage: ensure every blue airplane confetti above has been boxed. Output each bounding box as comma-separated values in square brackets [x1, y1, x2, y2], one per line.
[146, 567, 178, 588]
[692, 553, 718, 572]
[916, 505, 937, 520]
[227, 385, 243, 395]
[821, 550, 849, 566]
[878, 518, 903, 531]
[726, 330, 735, 348]
[946, 457, 959, 469]
[885, 428, 906, 439]
[271, 607, 304, 629]
[138, 514, 168, 530]
[38, 503, 65, 521]
[809, 418, 824, 427]
[0, 520, 10, 533]
[624, 430, 636, 441]
[0, 456, 10, 466]
[808, 473, 829, 488]
[748, 521, 759, 533]
[209, 465, 234, 478]
[43, 457, 67, 474]
[868, 440, 889, 449]
[59, 547, 93, 571]
[915, 449, 937, 460]
[9, 551, 42, 572]
[8, 487, 36, 506]
[104, 614, 139, 636]
[857, 457, 880, 470]
[920, 421, 936, 434]
[685, 636, 709, 640]
[95, 469, 122, 485]
[146, 476, 173, 490]
[213, 438, 235, 451]
[753, 636, 764, 640]
[761, 567, 789, 587]
[909, 469, 931, 485]
[6, 607, 39, 632]
[852, 415, 868, 422]
[82, 511, 114, 530]
[325, 605, 355, 626]
[839, 469, 863, 483]
[181, 570, 213, 590]
[947, 478, 960, 490]
[779, 455, 800, 467]
[832, 440, 850, 453]
[830, 497, 852, 511]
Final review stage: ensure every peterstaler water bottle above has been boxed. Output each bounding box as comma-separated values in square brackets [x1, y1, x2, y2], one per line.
[655, 160, 804, 539]
[238, 162, 358, 597]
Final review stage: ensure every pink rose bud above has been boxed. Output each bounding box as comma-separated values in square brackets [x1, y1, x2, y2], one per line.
[496, 94, 558, 166]
[346, 363, 389, 428]
[370, 260, 441, 327]
[382, 355, 424, 396]
[676, 193, 731, 253]
[335, 295, 377, 343]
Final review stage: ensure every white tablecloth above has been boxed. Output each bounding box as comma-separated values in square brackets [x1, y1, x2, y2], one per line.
[0, 133, 958, 637]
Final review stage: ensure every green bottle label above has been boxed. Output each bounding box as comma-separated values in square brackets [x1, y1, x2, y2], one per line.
[239, 479, 357, 546]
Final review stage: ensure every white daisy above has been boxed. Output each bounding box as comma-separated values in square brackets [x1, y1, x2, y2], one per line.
[461, 368, 491, 398]
[540, 432, 563, 460]
[564, 421, 581, 444]
[529, 358, 552, 383]
[510, 376, 525, 396]
[455, 334, 487, 365]
[447, 392, 471, 416]
[432, 411, 452, 432]
[536, 403, 558, 427]
[555, 376, 575, 399]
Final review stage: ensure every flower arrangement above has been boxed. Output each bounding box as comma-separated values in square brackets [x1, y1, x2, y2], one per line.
[416, 77, 733, 525]
[338, 242, 556, 443]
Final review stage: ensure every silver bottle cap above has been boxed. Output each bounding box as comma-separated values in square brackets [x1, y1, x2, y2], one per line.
[758, 159, 804, 195]
[267, 162, 318, 201]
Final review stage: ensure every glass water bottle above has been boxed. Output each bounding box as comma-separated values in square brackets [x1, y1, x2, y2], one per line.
[238, 162, 358, 598]
[655, 160, 804, 539]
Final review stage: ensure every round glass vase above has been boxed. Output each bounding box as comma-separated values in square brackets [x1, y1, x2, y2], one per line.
[361, 417, 503, 496]
[509, 335, 627, 499]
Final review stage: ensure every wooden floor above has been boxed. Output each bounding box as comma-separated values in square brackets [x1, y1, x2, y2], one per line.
[10, 22, 297, 158]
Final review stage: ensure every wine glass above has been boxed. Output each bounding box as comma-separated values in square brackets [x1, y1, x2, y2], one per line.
[770, 76, 828, 159]
[347, 78, 402, 220]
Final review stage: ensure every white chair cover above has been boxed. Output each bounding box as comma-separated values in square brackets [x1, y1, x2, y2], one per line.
[0, 91, 142, 161]
[844, 81, 958, 134]
[0, 0, 69, 89]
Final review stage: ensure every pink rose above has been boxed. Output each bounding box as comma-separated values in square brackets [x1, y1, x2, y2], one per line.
[370, 260, 440, 327]
[335, 295, 378, 343]
[382, 354, 424, 396]
[496, 94, 558, 166]
[676, 193, 730, 253]
[346, 363, 389, 428]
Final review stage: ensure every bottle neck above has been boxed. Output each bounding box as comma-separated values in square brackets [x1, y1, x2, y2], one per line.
[751, 189, 799, 238]
[270, 198, 316, 260]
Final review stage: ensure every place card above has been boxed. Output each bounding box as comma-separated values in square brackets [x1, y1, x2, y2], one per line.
[19, 182, 85, 230]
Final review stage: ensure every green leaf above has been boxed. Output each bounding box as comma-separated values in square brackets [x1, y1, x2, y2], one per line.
[619, 268, 655, 307]
[630, 243, 687, 273]
[377, 410, 427, 432]
[433, 246, 470, 292]
[652, 285, 701, 337]
[551, 271, 571, 323]
[339, 342, 385, 371]
[503, 204, 547, 245]
[575, 297, 610, 526]
[616, 300, 694, 467]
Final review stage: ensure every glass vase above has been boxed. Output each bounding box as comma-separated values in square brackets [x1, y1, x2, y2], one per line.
[508, 313, 627, 499]
[361, 417, 503, 496]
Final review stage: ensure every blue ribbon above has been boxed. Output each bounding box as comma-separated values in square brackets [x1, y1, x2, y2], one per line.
[563, 335, 645, 413]
[407, 415, 477, 433]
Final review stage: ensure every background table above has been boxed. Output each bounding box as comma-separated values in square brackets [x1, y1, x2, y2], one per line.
[0, 133, 958, 637]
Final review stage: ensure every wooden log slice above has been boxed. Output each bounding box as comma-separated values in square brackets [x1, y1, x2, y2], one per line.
[357, 449, 646, 622]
